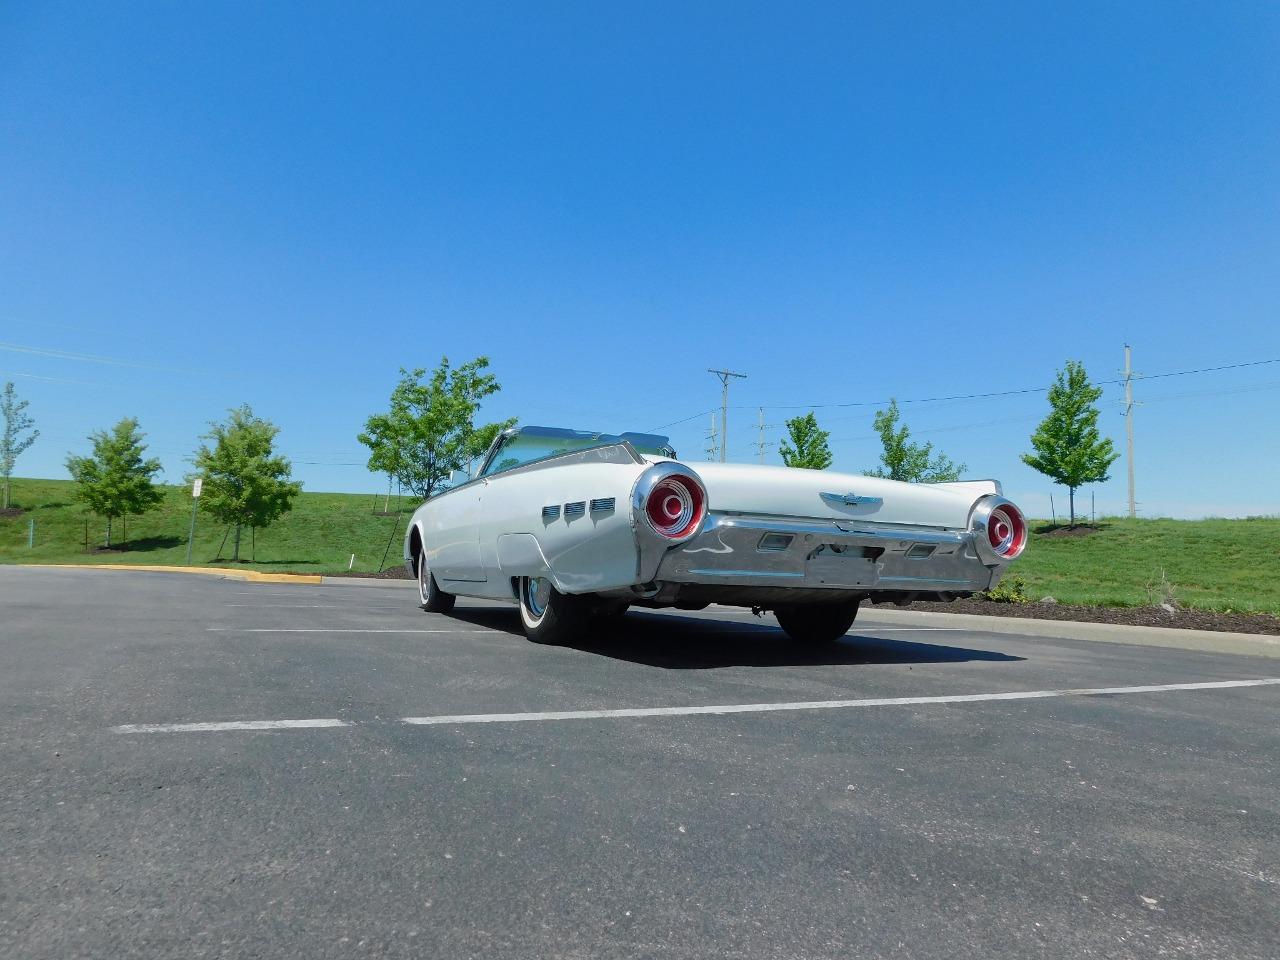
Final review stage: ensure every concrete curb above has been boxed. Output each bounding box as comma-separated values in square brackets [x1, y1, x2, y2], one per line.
[858, 606, 1280, 659]
[16, 564, 324, 585]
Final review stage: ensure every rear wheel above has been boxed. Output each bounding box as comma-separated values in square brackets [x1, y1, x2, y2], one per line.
[519, 576, 590, 644]
[775, 601, 860, 644]
[417, 552, 455, 613]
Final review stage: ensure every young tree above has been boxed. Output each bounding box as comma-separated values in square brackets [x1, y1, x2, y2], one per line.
[65, 418, 165, 548]
[1022, 360, 1118, 525]
[779, 412, 834, 470]
[358, 357, 514, 500]
[193, 405, 302, 561]
[1, 381, 40, 509]
[865, 399, 965, 482]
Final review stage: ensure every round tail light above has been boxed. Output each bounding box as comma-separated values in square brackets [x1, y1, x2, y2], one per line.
[645, 474, 706, 540]
[986, 503, 1026, 559]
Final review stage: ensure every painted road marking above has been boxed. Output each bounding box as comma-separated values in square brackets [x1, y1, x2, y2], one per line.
[401, 678, 1280, 725]
[853, 627, 967, 632]
[111, 678, 1280, 733]
[206, 628, 502, 634]
[224, 604, 359, 608]
[113, 718, 351, 734]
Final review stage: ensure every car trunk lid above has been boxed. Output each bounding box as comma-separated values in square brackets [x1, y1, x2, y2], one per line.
[683, 462, 991, 531]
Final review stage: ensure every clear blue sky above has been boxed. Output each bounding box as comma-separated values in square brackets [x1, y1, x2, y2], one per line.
[2, 2, 1277, 518]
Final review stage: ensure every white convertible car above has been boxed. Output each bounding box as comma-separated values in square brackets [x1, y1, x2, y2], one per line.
[404, 426, 1026, 644]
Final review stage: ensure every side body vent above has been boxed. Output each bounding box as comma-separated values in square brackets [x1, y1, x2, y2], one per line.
[589, 497, 616, 514]
[563, 501, 586, 519]
[541, 505, 561, 521]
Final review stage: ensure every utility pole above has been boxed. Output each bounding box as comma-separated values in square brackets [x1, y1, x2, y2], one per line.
[705, 412, 719, 461]
[708, 368, 747, 463]
[1123, 344, 1137, 518]
[753, 407, 772, 463]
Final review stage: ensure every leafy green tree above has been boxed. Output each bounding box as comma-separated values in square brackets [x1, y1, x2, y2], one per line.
[779, 412, 834, 470]
[358, 357, 514, 500]
[65, 418, 164, 548]
[192, 405, 302, 561]
[1022, 360, 1118, 525]
[2, 381, 40, 509]
[865, 399, 965, 482]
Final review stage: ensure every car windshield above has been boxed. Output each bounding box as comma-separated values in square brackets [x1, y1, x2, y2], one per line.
[481, 426, 675, 477]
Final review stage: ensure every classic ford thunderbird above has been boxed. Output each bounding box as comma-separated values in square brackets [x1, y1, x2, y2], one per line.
[404, 426, 1026, 644]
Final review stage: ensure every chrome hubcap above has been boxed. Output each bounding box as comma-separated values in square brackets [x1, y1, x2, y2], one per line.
[526, 577, 551, 618]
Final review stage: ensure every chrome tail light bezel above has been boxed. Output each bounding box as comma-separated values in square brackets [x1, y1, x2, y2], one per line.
[632, 463, 708, 543]
[969, 496, 1028, 564]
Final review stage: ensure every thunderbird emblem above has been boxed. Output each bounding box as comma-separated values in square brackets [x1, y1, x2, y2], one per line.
[821, 491, 883, 508]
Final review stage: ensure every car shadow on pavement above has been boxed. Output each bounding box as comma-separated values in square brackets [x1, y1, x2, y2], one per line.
[447, 606, 1025, 670]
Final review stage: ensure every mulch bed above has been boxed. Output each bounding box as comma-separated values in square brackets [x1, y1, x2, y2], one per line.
[333, 567, 414, 580]
[894, 597, 1280, 637]
[0, 507, 25, 518]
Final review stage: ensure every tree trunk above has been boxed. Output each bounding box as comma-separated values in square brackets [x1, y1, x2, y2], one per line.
[384, 474, 392, 512]
[122, 516, 127, 550]
[251, 526, 256, 562]
[105, 516, 112, 548]
[2, 476, 9, 509]
[1068, 487, 1076, 527]
[233, 523, 242, 561]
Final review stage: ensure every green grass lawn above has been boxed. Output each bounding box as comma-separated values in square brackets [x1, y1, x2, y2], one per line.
[2, 477, 1277, 613]
[0, 477, 415, 574]
[1011, 516, 1280, 614]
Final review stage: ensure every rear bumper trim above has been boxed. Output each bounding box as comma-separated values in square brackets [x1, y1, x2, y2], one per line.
[650, 513, 1001, 594]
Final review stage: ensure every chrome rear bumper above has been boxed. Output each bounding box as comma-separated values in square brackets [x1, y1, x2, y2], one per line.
[649, 513, 1001, 595]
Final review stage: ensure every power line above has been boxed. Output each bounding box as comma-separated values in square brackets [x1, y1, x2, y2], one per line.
[727, 357, 1280, 413]
[648, 408, 718, 431]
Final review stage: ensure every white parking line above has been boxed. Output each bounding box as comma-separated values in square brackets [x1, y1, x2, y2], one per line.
[224, 604, 355, 611]
[111, 678, 1280, 734]
[113, 718, 351, 734]
[402, 678, 1280, 726]
[855, 627, 967, 632]
[206, 628, 501, 634]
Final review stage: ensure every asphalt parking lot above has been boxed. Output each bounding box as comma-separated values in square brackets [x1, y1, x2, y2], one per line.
[2, 567, 1278, 960]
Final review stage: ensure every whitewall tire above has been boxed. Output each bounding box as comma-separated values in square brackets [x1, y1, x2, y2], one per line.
[418, 552, 456, 614]
[518, 576, 589, 644]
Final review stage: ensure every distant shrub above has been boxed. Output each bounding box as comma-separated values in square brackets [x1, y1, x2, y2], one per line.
[982, 573, 1029, 604]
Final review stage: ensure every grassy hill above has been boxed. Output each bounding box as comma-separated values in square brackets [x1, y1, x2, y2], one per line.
[2, 477, 1276, 613]
[0, 477, 414, 574]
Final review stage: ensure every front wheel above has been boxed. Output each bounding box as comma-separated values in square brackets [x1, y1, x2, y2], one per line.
[418, 553, 456, 613]
[775, 601, 860, 644]
[519, 576, 590, 644]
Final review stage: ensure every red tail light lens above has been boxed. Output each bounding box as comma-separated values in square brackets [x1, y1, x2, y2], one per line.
[986, 503, 1026, 559]
[645, 474, 705, 539]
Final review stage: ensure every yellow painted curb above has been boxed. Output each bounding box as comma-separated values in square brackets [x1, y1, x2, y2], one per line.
[16, 563, 324, 585]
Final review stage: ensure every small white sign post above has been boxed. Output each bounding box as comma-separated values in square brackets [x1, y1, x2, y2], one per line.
[185, 479, 203, 564]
